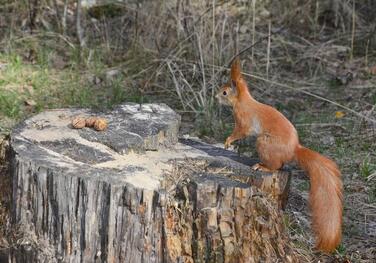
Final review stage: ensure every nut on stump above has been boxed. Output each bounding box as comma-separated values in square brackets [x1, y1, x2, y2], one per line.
[71, 117, 86, 129]
[94, 118, 108, 131]
[85, 116, 98, 127]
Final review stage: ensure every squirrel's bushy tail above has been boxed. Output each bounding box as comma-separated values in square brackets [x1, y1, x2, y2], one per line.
[295, 145, 343, 252]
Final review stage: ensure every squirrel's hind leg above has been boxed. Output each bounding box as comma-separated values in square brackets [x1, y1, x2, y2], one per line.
[255, 135, 290, 171]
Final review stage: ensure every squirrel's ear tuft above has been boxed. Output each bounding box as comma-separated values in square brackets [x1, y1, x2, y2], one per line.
[231, 57, 242, 82]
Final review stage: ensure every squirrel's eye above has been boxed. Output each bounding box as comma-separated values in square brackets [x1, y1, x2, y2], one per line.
[223, 91, 227, 96]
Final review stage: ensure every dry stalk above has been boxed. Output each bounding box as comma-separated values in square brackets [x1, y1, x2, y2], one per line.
[167, 61, 187, 111]
[251, 0, 256, 61]
[365, 39, 369, 67]
[76, 0, 85, 48]
[211, 0, 216, 101]
[266, 20, 271, 79]
[314, 0, 319, 39]
[219, 13, 228, 64]
[196, 32, 207, 108]
[62, 0, 68, 34]
[350, 0, 356, 61]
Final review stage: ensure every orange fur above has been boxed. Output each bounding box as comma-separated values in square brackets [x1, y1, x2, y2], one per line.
[216, 59, 343, 252]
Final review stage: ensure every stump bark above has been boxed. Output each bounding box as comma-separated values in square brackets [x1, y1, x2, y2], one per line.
[8, 103, 294, 263]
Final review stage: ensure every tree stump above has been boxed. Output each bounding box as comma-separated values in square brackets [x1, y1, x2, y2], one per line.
[8, 103, 295, 263]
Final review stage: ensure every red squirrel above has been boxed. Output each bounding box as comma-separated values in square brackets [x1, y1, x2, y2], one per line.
[216, 58, 343, 253]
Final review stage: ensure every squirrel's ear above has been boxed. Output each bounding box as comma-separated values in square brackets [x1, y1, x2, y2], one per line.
[231, 57, 242, 82]
[230, 81, 238, 95]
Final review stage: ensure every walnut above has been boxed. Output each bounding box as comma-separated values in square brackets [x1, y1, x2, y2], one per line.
[71, 117, 86, 129]
[94, 118, 108, 131]
[85, 116, 98, 127]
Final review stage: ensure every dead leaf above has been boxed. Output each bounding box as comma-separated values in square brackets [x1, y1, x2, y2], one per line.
[24, 99, 37, 106]
[335, 111, 345, 119]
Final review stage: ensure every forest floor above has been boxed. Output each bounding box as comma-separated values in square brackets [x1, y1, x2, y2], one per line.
[1, 40, 375, 262]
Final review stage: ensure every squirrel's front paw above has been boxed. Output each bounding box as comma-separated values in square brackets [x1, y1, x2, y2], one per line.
[224, 137, 232, 149]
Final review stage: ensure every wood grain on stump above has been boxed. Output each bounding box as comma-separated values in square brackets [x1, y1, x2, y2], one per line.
[8, 103, 295, 263]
